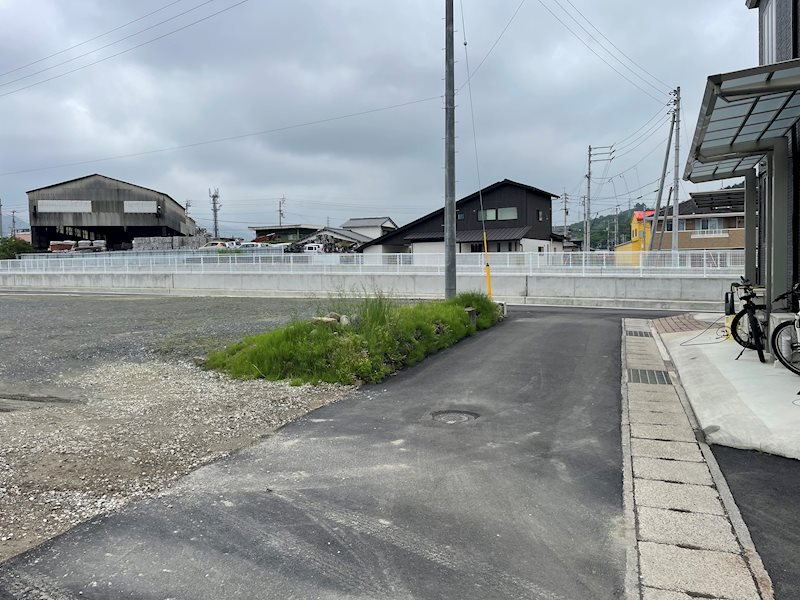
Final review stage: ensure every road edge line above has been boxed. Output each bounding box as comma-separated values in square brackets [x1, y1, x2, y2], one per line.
[620, 319, 642, 600]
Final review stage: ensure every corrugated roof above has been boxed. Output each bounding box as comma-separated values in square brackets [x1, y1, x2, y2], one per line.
[657, 190, 744, 217]
[404, 226, 532, 243]
[684, 59, 800, 183]
[26, 174, 180, 207]
[340, 217, 397, 228]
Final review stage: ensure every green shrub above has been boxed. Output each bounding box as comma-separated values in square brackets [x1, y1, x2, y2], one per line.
[0, 237, 33, 260]
[206, 293, 498, 385]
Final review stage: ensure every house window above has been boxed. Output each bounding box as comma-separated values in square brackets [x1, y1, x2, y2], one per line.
[470, 243, 483, 253]
[762, 0, 776, 64]
[507, 242, 513, 251]
[665, 220, 687, 232]
[457, 210, 465, 221]
[478, 208, 497, 221]
[497, 207, 518, 220]
[537, 210, 544, 221]
[700, 218, 724, 230]
[537, 246, 544, 252]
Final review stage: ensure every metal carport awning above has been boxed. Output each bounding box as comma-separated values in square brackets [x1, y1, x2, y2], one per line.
[684, 58, 800, 314]
[685, 59, 800, 183]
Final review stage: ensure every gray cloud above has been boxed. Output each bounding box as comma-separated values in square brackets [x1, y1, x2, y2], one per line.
[0, 0, 757, 238]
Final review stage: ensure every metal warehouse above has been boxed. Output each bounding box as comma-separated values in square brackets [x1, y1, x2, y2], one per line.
[27, 174, 197, 251]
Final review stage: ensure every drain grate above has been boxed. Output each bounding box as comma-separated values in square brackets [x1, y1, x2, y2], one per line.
[431, 410, 478, 424]
[626, 330, 652, 338]
[628, 369, 672, 385]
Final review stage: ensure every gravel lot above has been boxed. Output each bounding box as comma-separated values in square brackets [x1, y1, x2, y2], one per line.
[0, 293, 354, 562]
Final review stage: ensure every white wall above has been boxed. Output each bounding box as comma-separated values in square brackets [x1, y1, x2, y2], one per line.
[411, 241, 445, 253]
[520, 238, 551, 253]
[363, 244, 408, 254]
[0, 272, 730, 311]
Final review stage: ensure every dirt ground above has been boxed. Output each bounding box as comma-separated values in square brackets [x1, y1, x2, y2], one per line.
[0, 293, 354, 562]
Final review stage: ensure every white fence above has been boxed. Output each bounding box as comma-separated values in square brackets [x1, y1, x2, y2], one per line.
[0, 250, 743, 278]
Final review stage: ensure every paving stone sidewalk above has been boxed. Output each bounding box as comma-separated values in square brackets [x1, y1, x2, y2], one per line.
[622, 318, 773, 600]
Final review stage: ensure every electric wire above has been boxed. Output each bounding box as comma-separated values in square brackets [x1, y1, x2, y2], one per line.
[535, 0, 666, 103]
[561, 0, 673, 92]
[458, 0, 526, 91]
[0, 0, 219, 88]
[614, 114, 671, 153]
[614, 118, 672, 159]
[0, 0, 186, 78]
[0, 94, 441, 176]
[459, 0, 490, 266]
[612, 103, 671, 147]
[0, 0, 248, 99]
[549, 0, 667, 97]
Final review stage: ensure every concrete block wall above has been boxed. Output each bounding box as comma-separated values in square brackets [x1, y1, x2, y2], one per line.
[0, 271, 732, 311]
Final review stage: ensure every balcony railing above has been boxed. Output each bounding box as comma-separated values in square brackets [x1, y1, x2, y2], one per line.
[690, 228, 730, 238]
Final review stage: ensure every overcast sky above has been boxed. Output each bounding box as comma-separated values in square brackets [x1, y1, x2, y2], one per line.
[0, 0, 758, 238]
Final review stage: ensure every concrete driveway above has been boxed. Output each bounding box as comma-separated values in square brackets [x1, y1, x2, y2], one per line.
[0, 307, 659, 600]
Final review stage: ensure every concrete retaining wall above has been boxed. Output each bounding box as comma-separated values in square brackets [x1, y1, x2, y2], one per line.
[0, 272, 732, 311]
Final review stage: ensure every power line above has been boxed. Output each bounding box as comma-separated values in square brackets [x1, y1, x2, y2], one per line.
[0, 94, 441, 177]
[458, 0, 526, 90]
[0, 0, 218, 89]
[596, 135, 671, 180]
[614, 117, 672, 158]
[0, 0, 186, 78]
[0, 0, 248, 99]
[561, 0, 673, 92]
[614, 113, 671, 152]
[535, 0, 665, 103]
[548, 0, 666, 97]
[612, 103, 671, 147]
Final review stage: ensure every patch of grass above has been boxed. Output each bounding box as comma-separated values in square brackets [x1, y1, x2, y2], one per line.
[206, 293, 500, 385]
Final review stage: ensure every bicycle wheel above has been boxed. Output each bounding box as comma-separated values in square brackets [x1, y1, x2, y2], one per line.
[748, 311, 766, 363]
[731, 310, 757, 349]
[771, 321, 800, 375]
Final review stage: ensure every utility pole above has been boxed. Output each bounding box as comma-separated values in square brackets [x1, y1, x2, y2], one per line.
[184, 199, 192, 215]
[209, 188, 220, 238]
[562, 191, 569, 238]
[444, 0, 456, 299]
[614, 204, 619, 248]
[0, 196, 3, 237]
[585, 146, 591, 249]
[278, 196, 286, 226]
[10, 210, 17, 237]
[647, 111, 676, 252]
[586, 145, 614, 251]
[672, 87, 681, 257]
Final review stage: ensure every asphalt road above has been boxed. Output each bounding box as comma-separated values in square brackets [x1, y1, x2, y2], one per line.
[711, 446, 800, 599]
[0, 306, 671, 599]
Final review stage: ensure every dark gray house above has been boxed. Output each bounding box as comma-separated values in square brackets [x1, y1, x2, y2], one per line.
[359, 179, 559, 254]
[27, 174, 196, 251]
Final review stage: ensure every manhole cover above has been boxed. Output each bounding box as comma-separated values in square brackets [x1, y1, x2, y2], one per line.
[431, 410, 478, 424]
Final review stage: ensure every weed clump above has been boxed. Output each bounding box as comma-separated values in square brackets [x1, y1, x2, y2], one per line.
[205, 293, 500, 385]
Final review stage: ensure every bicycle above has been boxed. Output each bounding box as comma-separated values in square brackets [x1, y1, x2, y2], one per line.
[770, 284, 800, 375]
[730, 277, 766, 363]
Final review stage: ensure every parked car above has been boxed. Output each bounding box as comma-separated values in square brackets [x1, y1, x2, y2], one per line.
[303, 243, 323, 253]
[239, 242, 262, 249]
[199, 241, 226, 249]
